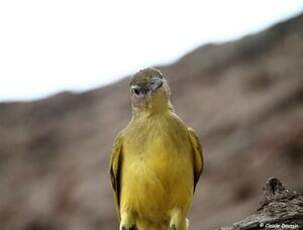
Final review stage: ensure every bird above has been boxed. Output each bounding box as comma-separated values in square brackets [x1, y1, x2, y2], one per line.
[109, 67, 203, 230]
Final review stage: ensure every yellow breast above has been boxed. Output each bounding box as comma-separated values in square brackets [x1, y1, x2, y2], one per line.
[120, 112, 194, 221]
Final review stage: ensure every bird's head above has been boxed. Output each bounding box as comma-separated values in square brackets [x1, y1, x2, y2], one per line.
[129, 68, 172, 114]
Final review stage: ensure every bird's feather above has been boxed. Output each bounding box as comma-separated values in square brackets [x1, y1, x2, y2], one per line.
[109, 132, 123, 220]
[187, 128, 204, 192]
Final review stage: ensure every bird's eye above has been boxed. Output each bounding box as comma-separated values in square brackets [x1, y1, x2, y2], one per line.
[131, 85, 141, 96]
[133, 88, 140, 95]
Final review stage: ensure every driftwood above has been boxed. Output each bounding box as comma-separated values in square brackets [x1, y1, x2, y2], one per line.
[217, 178, 303, 230]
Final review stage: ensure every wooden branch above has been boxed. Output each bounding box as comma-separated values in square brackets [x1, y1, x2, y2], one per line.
[217, 177, 303, 230]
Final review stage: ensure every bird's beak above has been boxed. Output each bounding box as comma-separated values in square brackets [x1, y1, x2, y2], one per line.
[150, 77, 163, 92]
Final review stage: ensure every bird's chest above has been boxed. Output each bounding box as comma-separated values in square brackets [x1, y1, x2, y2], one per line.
[124, 116, 190, 156]
[122, 122, 192, 189]
[124, 123, 189, 166]
[120, 119, 194, 216]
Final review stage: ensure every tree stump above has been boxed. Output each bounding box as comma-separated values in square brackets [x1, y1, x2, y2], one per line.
[217, 177, 303, 230]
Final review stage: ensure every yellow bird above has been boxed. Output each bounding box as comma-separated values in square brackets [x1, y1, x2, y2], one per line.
[109, 68, 203, 230]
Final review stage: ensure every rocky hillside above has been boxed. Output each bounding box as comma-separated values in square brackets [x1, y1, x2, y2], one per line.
[0, 13, 302, 230]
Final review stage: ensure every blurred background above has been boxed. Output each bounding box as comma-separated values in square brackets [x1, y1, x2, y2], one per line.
[0, 1, 303, 230]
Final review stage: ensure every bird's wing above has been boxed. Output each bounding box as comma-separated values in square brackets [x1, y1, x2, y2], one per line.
[188, 128, 204, 193]
[109, 132, 123, 220]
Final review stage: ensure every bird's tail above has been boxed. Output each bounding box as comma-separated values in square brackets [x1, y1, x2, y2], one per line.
[136, 218, 189, 230]
[136, 220, 166, 230]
